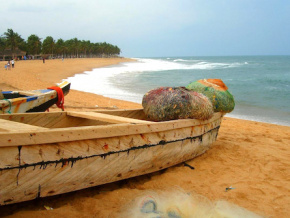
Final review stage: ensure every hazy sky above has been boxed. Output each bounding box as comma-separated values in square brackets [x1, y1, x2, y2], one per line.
[1, 0, 289, 57]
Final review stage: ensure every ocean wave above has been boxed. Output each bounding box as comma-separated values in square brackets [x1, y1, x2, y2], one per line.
[133, 58, 246, 71]
[173, 58, 196, 62]
[189, 61, 244, 70]
[67, 57, 248, 101]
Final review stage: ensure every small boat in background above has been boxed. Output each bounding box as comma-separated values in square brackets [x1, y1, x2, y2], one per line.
[0, 109, 223, 205]
[0, 81, 70, 114]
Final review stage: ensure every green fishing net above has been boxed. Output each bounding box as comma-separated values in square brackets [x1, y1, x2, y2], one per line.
[186, 79, 235, 113]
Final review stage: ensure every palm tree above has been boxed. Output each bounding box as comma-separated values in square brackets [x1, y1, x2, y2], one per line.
[80, 40, 90, 57]
[1, 29, 121, 59]
[0, 37, 6, 60]
[3, 29, 25, 58]
[94, 42, 105, 56]
[72, 38, 80, 57]
[27, 34, 42, 55]
[42, 36, 55, 57]
[87, 41, 94, 57]
[0, 37, 5, 52]
[55, 38, 67, 57]
[64, 39, 74, 57]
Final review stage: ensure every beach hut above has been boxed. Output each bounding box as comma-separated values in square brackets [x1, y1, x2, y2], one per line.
[0, 48, 26, 61]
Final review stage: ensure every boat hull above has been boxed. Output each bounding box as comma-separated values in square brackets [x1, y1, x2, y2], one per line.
[0, 110, 222, 205]
[0, 81, 70, 114]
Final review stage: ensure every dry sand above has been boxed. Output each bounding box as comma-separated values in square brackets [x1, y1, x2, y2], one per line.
[0, 58, 289, 218]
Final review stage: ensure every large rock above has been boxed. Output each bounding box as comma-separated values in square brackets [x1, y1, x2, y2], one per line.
[142, 87, 214, 121]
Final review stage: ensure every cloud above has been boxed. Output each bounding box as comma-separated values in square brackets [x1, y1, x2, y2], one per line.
[0, 0, 289, 56]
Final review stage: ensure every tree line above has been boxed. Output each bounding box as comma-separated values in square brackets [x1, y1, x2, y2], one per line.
[0, 29, 121, 59]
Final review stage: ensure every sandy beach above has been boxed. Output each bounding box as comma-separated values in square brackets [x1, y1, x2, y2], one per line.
[0, 58, 141, 110]
[0, 58, 289, 217]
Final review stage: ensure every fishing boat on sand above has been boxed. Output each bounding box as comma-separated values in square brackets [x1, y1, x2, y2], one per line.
[0, 81, 70, 114]
[0, 109, 223, 205]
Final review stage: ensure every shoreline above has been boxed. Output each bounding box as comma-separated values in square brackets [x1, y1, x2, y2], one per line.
[0, 58, 142, 110]
[0, 58, 289, 217]
[65, 57, 290, 127]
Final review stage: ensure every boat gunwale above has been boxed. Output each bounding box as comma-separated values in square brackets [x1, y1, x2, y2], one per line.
[0, 81, 70, 107]
[0, 91, 56, 107]
[0, 110, 223, 147]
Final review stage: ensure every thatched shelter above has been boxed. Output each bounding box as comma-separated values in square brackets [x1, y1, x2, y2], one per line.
[0, 48, 26, 60]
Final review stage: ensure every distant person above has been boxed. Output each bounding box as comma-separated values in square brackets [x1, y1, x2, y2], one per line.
[7, 60, 11, 70]
[4, 64, 7, 70]
[11, 59, 15, 68]
[43, 58, 45, 63]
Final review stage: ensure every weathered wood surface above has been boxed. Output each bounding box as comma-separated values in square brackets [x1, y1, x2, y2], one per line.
[0, 110, 223, 205]
[0, 119, 47, 132]
[67, 111, 152, 124]
[0, 111, 222, 147]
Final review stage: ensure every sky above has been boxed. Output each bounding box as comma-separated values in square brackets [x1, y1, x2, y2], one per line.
[0, 0, 289, 57]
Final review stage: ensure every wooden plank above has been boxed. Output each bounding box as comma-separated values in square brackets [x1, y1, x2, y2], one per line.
[0, 113, 222, 147]
[0, 119, 47, 132]
[91, 108, 144, 113]
[67, 111, 153, 124]
[0, 112, 64, 128]
[95, 108, 145, 117]
[18, 91, 39, 96]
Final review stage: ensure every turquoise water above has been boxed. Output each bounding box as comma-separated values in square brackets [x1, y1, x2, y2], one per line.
[67, 55, 290, 126]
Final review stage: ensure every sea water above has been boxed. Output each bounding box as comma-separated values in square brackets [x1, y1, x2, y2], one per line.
[67, 56, 290, 126]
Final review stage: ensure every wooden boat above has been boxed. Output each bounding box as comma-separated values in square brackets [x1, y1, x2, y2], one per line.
[0, 109, 223, 205]
[0, 81, 70, 114]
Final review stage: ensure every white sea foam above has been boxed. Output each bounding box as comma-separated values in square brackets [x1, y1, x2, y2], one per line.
[173, 58, 194, 62]
[67, 66, 142, 103]
[66, 58, 247, 103]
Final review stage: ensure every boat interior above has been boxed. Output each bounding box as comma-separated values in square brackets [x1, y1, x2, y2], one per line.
[0, 109, 151, 132]
[1, 91, 28, 99]
[1, 90, 51, 99]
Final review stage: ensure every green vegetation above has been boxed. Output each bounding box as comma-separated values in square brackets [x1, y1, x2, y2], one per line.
[0, 28, 121, 59]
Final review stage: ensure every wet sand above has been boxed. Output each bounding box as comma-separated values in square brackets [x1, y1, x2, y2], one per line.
[0, 58, 289, 217]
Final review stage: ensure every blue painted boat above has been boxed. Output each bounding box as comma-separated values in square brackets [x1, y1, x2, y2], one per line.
[0, 81, 70, 114]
